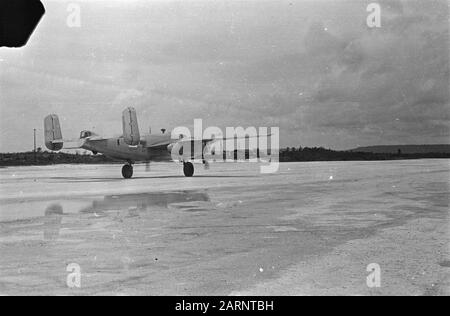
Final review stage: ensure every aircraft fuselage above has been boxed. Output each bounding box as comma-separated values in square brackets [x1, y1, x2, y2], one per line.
[82, 136, 173, 163]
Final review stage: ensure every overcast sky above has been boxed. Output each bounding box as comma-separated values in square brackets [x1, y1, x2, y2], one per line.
[0, 0, 448, 152]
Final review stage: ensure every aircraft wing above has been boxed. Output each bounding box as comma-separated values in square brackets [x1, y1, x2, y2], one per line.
[174, 133, 272, 146]
[165, 133, 272, 161]
[143, 133, 272, 149]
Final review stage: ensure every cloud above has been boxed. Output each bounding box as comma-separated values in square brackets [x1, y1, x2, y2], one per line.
[210, 0, 449, 147]
[0, 0, 448, 152]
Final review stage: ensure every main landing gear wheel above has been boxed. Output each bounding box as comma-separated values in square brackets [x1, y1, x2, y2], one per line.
[122, 164, 133, 179]
[183, 162, 194, 177]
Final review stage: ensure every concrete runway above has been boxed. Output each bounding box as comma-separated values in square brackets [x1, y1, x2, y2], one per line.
[0, 160, 449, 295]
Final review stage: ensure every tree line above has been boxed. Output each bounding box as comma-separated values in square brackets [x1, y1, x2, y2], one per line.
[1, 147, 449, 167]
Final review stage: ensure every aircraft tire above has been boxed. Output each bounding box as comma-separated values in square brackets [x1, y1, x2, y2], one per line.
[183, 162, 194, 177]
[122, 164, 133, 179]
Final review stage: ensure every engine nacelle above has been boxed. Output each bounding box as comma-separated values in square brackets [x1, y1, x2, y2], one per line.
[167, 142, 184, 161]
[168, 140, 205, 161]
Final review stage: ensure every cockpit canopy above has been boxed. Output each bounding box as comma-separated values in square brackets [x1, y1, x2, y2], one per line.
[80, 130, 92, 139]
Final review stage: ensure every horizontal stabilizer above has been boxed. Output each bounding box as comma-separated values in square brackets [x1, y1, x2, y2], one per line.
[62, 140, 82, 150]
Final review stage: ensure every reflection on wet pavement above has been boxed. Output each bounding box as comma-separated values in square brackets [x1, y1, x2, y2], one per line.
[79, 191, 211, 215]
[43, 204, 63, 241]
[36, 190, 211, 242]
[0, 161, 448, 295]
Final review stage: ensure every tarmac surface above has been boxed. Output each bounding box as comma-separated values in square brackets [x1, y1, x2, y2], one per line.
[0, 160, 449, 295]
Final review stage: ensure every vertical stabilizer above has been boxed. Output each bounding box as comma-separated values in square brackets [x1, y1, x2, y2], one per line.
[44, 114, 63, 151]
[122, 107, 140, 146]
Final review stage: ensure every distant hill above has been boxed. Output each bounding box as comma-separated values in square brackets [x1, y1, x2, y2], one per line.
[350, 144, 450, 154]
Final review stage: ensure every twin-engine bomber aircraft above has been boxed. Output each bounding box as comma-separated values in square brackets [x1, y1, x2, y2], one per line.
[44, 107, 267, 179]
